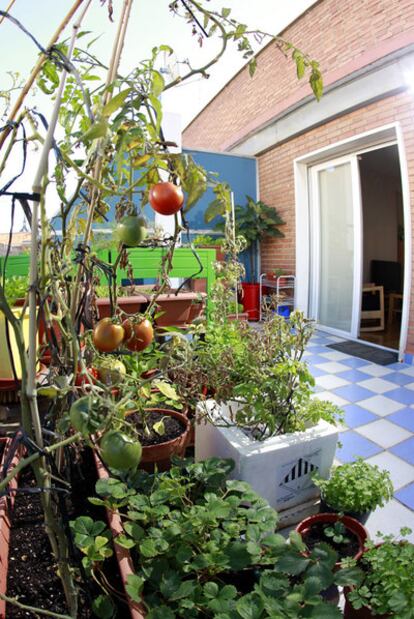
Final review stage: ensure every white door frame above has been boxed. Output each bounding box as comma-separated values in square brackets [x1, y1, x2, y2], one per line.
[294, 122, 412, 361]
[309, 154, 363, 339]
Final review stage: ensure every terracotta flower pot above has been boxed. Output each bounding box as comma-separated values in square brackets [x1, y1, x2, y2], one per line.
[139, 409, 190, 472]
[96, 295, 149, 319]
[295, 513, 369, 567]
[0, 437, 22, 618]
[94, 454, 146, 619]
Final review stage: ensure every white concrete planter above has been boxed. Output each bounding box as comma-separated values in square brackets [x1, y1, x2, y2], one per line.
[195, 400, 338, 511]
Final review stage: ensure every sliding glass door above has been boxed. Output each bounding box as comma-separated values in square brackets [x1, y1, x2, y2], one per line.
[309, 155, 362, 338]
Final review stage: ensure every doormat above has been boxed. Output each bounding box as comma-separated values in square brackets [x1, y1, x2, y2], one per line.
[327, 341, 398, 366]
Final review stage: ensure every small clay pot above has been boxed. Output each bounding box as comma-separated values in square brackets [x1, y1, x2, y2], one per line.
[295, 513, 369, 567]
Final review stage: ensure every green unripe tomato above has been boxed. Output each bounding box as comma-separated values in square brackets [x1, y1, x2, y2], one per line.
[96, 358, 126, 385]
[100, 430, 142, 471]
[116, 215, 147, 247]
[69, 396, 96, 436]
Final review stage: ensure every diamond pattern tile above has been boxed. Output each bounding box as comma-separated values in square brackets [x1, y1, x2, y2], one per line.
[366, 452, 414, 491]
[315, 375, 350, 390]
[357, 364, 393, 377]
[387, 408, 414, 432]
[336, 369, 374, 383]
[336, 430, 382, 463]
[304, 333, 414, 515]
[385, 387, 414, 406]
[333, 384, 376, 403]
[357, 395, 404, 416]
[395, 483, 414, 511]
[390, 437, 414, 466]
[383, 372, 414, 386]
[339, 357, 371, 369]
[357, 377, 397, 394]
[356, 419, 412, 449]
[342, 404, 378, 429]
[314, 361, 350, 374]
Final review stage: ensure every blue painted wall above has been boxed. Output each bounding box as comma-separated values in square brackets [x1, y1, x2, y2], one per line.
[183, 149, 257, 231]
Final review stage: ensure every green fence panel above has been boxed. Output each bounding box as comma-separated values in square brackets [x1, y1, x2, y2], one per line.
[1, 248, 217, 312]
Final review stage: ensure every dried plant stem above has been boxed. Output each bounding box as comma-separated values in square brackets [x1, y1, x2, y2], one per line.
[70, 0, 134, 319]
[0, 0, 85, 152]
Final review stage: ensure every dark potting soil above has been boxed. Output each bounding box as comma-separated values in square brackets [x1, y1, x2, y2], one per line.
[6, 467, 88, 618]
[6, 448, 126, 618]
[127, 409, 185, 446]
[301, 522, 360, 561]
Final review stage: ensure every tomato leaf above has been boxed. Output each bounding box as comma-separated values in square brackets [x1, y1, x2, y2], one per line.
[102, 88, 132, 117]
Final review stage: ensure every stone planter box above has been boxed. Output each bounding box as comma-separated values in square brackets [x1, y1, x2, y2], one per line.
[195, 400, 338, 511]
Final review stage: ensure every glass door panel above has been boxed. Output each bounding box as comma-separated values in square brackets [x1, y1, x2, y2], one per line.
[310, 156, 362, 338]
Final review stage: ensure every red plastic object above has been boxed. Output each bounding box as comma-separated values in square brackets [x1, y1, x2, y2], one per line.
[240, 283, 260, 321]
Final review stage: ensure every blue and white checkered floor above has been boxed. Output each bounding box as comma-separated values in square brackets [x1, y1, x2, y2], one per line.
[306, 331, 414, 541]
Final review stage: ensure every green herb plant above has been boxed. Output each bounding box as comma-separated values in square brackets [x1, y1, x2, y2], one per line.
[313, 458, 394, 514]
[198, 310, 342, 439]
[346, 528, 414, 617]
[72, 457, 362, 618]
[324, 520, 351, 545]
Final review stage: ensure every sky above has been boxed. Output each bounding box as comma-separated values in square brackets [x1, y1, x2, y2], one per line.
[0, 0, 317, 232]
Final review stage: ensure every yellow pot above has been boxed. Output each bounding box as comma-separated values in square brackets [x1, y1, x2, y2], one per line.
[0, 307, 35, 381]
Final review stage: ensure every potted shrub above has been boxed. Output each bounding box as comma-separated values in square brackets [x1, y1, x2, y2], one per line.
[312, 458, 394, 523]
[73, 457, 362, 618]
[344, 528, 414, 618]
[195, 311, 340, 511]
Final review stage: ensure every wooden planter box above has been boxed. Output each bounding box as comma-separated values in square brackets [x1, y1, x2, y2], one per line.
[195, 400, 338, 512]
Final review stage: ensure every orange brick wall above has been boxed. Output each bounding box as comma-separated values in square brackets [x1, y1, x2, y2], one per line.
[183, 0, 414, 151]
[258, 92, 414, 352]
[182, 0, 414, 353]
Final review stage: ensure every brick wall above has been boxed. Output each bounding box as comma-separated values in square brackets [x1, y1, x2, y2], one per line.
[182, 0, 414, 352]
[258, 91, 414, 351]
[183, 0, 414, 151]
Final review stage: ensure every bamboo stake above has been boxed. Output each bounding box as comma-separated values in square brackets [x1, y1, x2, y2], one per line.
[0, 0, 85, 152]
[28, 0, 93, 448]
[70, 0, 134, 319]
[0, 0, 18, 26]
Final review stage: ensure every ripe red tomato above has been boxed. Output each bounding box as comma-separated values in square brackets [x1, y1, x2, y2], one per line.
[122, 318, 154, 352]
[93, 318, 125, 353]
[75, 366, 99, 387]
[149, 182, 184, 216]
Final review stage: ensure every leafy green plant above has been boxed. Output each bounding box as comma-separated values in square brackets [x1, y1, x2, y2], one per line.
[198, 310, 342, 439]
[313, 458, 394, 514]
[324, 520, 351, 545]
[72, 458, 362, 618]
[192, 234, 224, 247]
[347, 528, 414, 617]
[4, 275, 28, 306]
[206, 196, 285, 281]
